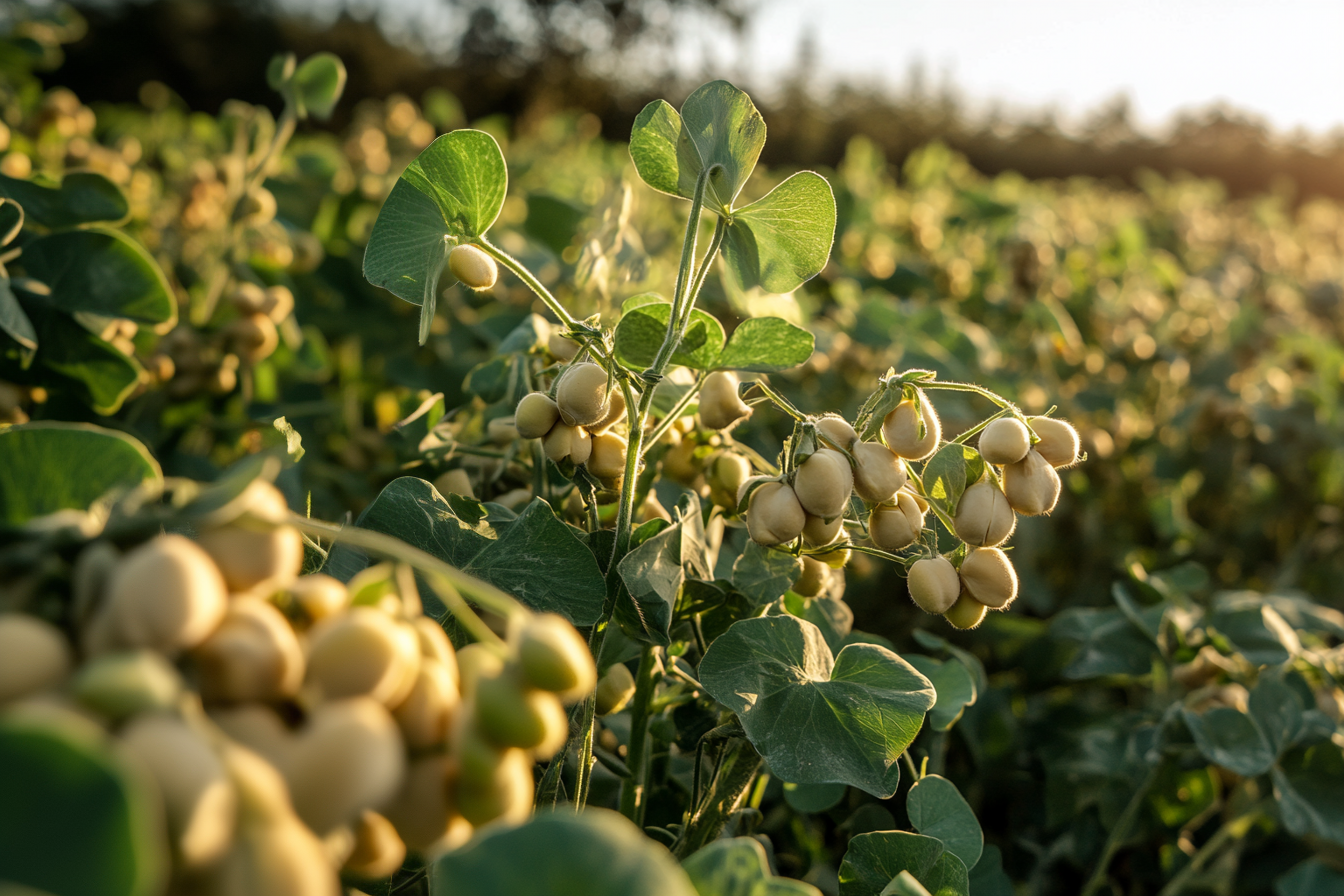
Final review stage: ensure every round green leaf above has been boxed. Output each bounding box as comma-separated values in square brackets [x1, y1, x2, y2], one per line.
[840, 832, 951, 896]
[1183, 706, 1276, 776]
[0, 171, 129, 228]
[0, 277, 37, 350]
[904, 655, 977, 732]
[430, 808, 696, 896]
[783, 781, 847, 814]
[612, 294, 726, 371]
[291, 52, 346, 120]
[629, 80, 766, 215]
[0, 422, 161, 526]
[19, 229, 176, 326]
[683, 837, 823, 896]
[721, 171, 836, 294]
[1271, 745, 1344, 846]
[15, 300, 143, 414]
[715, 316, 814, 373]
[364, 129, 508, 306]
[0, 713, 164, 896]
[699, 614, 935, 798]
[906, 775, 983, 870]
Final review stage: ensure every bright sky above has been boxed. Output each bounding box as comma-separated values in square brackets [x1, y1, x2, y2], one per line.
[692, 0, 1344, 135]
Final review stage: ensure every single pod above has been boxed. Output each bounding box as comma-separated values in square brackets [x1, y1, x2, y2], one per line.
[73, 650, 184, 720]
[906, 556, 960, 615]
[745, 481, 807, 546]
[699, 370, 752, 431]
[802, 512, 843, 547]
[793, 448, 854, 519]
[454, 739, 534, 828]
[589, 386, 627, 435]
[594, 663, 636, 716]
[852, 441, 906, 504]
[953, 479, 1017, 547]
[555, 362, 610, 427]
[1028, 416, 1081, 467]
[516, 613, 597, 702]
[391, 658, 459, 749]
[212, 814, 341, 896]
[882, 389, 941, 460]
[868, 491, 925, 551]
[978, 417, 1031, 465]
[815, 415, 857, 451]
[515, 392, 560, 440]
[433, 468, 474, 499]
[792, 555, 829, 598]
[1002, 448, 1061, 516]
[343, 810, 407, 880]
[586, 431, 627, 482]
[0, 614, 72, 704]
[447, 243, 498, 290]
[287, 574, 350, 626]
[194, 479, 304, 596]
[959, 546, 1019, 609]
[707, 452, 753, 510]
[99, 534, 228, 654]
[193, 598, 305, 703]
[473, 669, 568, 756]
[944, 590, 988, 630]
[381, 754, 472, 853]
[543, 422, 592, 465]
[305, 607, 421, 707]
[455, 642, 505, 699]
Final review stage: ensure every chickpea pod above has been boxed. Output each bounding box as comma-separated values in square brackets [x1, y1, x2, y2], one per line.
[868, 491, 925, 551]
[391, 659, 459, 749]
[792, 556, 829, 598]
[1002, 448, 1062, 516]
[852, 441, 907, 504]
[212, 813, 341, 896]
[98, 534, 228, 654]
[555, 362, 610, 427]
[802, 513, 844, 547]
[699, 370, 752, 431]
[516, 613, 597, 702]
[953, 479, 1017, 547]
[433, 468, 474, 499]
[343, 810, 407, 879]
[474, 670, 568, 755]
[288, 574, 350, 625]
[587, 431, 627, 481]
[906, 556, 960, 615]
[595, 663, 636, 716]
[792, 448, 854, 519]
[195, 481, 304, 595]
[944, 591, 988, 630]
[745, 481, 807, 546]
[958, 547, 1019, 608]
[73, 650, 184, 720]
[193, 598, 305, 703]
[0, 614, 72, 704]
[543, 423, 592, 465]
[882, 390, 941, 461]
[381, 754, 472, 852]
[547, 332, 580, 361]
[707, 452, 753, 509]
[978, 417, 1031, 465]
[1028, 416, 1081, 467]
[305, 607, 421, 707]
[455, 740, 534, 828]
[455, 643, 506, 699]
[815, 415, 857, 450]
[515, 392, 560, 439]
[589, 386, 627, 434]
[447, 243, 498, 290]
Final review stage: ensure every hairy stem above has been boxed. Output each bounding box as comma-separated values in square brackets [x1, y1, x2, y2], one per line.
[476, 237, 580, 330]
[619, 645, 662, 823]
[674, 738, 763, 858]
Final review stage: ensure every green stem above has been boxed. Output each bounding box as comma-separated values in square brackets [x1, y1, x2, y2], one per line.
[674, 738, 763, 858]
[1155, 802, 1266, 896]
[640, 372, 705, 462]
[619, 645, 662, 823]
[751, 380, 806, 420]
[673, 217, 728, 336]
[476, 237, 580, 329]
[1080, 760, 1165, 896]
[652, 167, 716, 375]
[242, 103, 297, 198]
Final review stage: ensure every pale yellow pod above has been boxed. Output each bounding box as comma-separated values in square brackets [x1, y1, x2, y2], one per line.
[906, 557, 960, 615]
[102, 534, 228, 654]
[343, 810, 407, 880]
[455, 643, 505, 699]
[852, 441, 907, 504]
[745, 481, 807, 546]
[587, 432, 627, 481]
[944, 590, 988, 630]
[288, 574, 349, 625]
[0, 614, 72, 704]
[555, 363, 610, 427]
[72, 650, 184, 721]
[516, 613, 597, 702]
[699, 370, 752, 431]
[515, 392, 561, 440]
[547, 332, 580, 361]
[193, 599, 305, 703]
[487, 416, 520, 445]
[707, 452, 752, 510]
[381, 754, 472, 853]
[793, 448, 854, 519]
[868, 492, 925, 551]
[882, 391, 941, 460]
[637, 491, 673, 524]
[474, 670, 569, 755]
[195, 522, 305, 597]
[412, 617, 458, 678]
[447, 243, 498, 290]
[305, 607, 421, 707]
[594, 663, 636, 717]
[217, 740, 295, 825]
[661, 438, 702, 485]
[454, 743, 534, 828]
[285, 697, 406, 835]
[432, 469, 474, 499]
[589, 386, 627, 435]
[1002, 448, 1061, 516]
[393, 659, 459, 749]
[211, 705, 293, 770]
[212, 815, 341, 896]
[953, 479, 1017, 547]
[802, 513, 844, 547]
[1028, 416, 1081, 468]
[543, 423, 590, 464]
[792, 556, 829, 598]
[816, 545, 853, 569]
[815, 415, 857, 451]
[959, 547, 1019, 609]
[978, 418, 1031, 466]
[119, 713, 237, 869]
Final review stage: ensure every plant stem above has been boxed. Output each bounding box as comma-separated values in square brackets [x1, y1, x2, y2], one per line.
[619, 645, 662, 823]
[476, 237, 580, 329]
[674, 738, 763, 858]
[1155, 802, 1266, 896]
[243, 104, 296, 198]
[1080, 760, 1165, 896]
[751, 379, 806, 420]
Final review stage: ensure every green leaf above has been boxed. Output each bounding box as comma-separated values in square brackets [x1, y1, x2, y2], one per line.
[20, 229, 175, 326]
[612, 295, 726, 371]
[19, 300, 143, 413]
[0, 713, 164, 896]
[464, 355, 516, 403]
[431, 808, 697, 896]
[1183, 707, 1276, 776]
[683, 837, 823, 896]
[0, 276, 37, 350]
[839, 832, 968, 896]
[0, 422, 161, 526]
[965, 846, 1013, 896]
[1275, 858, 1344, 896]
[903, 655, 977, 732]
[1248, 673, 1305, 757]
[910, 630, 988, 697]
[906, 775, 983, 870]
[920, 444, 984, 519]
[1209, 596, 1301, 666]
[0, 171, 129, 227]
[616, 493, 712, 646]
[783, 781, 847, 814]
[628, 80, 766, 215]
[364, 130, 507, 306]
[715, 317, 814, 373]
[1052, 607, 1162, 679]
[350, 477, 604, 625]
[879, 872, 932, 896]
[732, 541, 803, 606]
[699, 614, 935, 798]
[1272, 745, 1344, 846]
[785, 593, 854, 654]
[291, 52, 346, 120]
[721, 172, 836, 294]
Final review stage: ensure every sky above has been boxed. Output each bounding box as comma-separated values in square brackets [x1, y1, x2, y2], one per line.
[679, 0, 1344, 136]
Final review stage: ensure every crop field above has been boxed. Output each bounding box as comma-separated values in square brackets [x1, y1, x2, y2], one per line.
[0, 7, 1342, 896]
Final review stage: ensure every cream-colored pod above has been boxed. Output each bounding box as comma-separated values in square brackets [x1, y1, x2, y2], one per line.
[953, 479, 1017, 547]
[305, 607, 421, 707]
[958, 547, 1019, 609]
[699, 370, 752, 431]
[453, 728, 534, 828]
[193, 598, 305, 703]
[555, 363, 610, 427]
[194, 480, 304, 596]
[745, 481, 807, 546]
[792, 556, 829, 598]
[342, 810, 407, 879]
[944, 590, 988, 630]
[815, 415, 857, 450]
[977, 417, 1031, 465]
[98, 534, 228, 654]
[851, 441, 906, 504]
[594, 663, 636, 716]
[515, 392, 560, 439]
[287, 574, 349, 626]
[802, 513, 844, 547]
[906, 556, 960, 615]
[381, 754, 473, 853]
[586, 432, 627, 481]
[432, 469, 474, 499]
[212, 814, 341, 896]
[868, 491, 925, 551]
[516, 613, 597, 702]
[882, 390, 941, 460]
[1028, 416, 1081, 467]
[448, 244, 498, 290]
[392, 659, 459, 749]
[543, 423, 592, 465]
[0, 614, 72, 704]
[1002, 448, 1062, 516]
[792, 448, 854, 519]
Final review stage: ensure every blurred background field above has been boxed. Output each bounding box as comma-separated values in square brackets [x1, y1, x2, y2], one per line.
[3, 1, 1344, 893]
